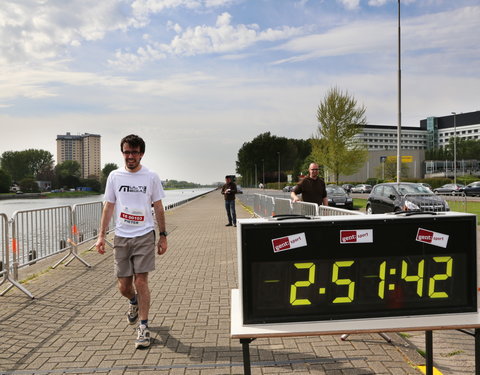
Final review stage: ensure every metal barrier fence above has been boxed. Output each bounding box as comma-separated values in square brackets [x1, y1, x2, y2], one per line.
[72, 201, 105, 246]
[435, 192, 468, 213]
[319, 205, 364, 216]
[0, 190, 214, 299]
[253, 194, 364, 218]
[0, 213, 35, 298]
[292, 201, 319, 216]
[0, 214, 7, 279]
[254, 194, 276, 217]
[11, 206, 73, 271]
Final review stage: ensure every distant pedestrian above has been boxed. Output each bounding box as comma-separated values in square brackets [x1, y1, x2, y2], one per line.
[221, 175, 237, 226]
[95, 134, 168, 349]
[258, 182, 264, 189]
[290, 163, 328, 206]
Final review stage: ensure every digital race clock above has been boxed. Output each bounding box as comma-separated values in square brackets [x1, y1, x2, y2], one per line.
[238, 213, 477, 324]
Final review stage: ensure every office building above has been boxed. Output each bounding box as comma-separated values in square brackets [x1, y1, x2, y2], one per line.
[340, 110, 480, 181]
[56, 132, 101, 179]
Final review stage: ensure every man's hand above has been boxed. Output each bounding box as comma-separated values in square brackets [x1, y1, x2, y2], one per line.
[157, 236, 168, 255]
[95, 237, 106, 254]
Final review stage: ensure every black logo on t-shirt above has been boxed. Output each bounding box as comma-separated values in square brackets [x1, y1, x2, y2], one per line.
[119, 185, 147, 193]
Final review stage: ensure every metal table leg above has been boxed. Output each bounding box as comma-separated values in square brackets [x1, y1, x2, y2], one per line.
[425, 330, 433, 375]
[240, 338, 255, 375]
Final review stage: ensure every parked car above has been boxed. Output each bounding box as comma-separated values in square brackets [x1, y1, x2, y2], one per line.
[418, 182, 432, 190]
[341, 184, 354, 193]
[366, 182, 449, 214]
[326, 186, 353, 210]
[463, 181, 480, 197]
[282, 185, 294, 192]
[433, 183, 464, 195]
[351, 184, 372, 193]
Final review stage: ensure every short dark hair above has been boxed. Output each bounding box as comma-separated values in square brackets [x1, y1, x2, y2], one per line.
[120, 134, 145, 153]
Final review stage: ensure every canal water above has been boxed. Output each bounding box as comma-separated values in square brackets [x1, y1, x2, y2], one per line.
[0, 187, 216, 218]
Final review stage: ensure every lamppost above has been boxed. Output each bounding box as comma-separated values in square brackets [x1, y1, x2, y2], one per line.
[451, 112, 457, 185]
[396, 0, 402, 183]
[277, 152, 280, 190]
[262, 159, 265, 186]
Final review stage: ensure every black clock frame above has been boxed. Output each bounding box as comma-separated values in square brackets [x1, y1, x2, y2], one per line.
[240, 215, 477, 325]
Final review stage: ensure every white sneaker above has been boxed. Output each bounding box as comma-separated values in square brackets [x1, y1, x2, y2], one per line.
[135, 324, 151, 349]
[127, 303, 139, 325]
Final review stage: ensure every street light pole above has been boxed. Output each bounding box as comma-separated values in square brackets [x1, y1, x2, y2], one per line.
[451, 112, 457, 185]
[277, 152, 280, 190]
[262, 159, 265, 186]
[396, 0, 402, 183]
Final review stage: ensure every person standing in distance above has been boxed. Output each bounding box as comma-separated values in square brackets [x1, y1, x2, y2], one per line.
[95, 134, 168, 349]
[221, 175, 237, 226]
[290, 163, 328, 206]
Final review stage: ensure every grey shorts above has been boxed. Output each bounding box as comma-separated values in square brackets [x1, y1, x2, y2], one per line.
[113, 231, 155, 277]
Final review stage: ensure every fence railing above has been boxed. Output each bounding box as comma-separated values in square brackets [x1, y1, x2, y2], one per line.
[0, 191, 213, 299]
[0, 213, 34, 298]
[253, 194, 364, 218]
[11, 206, 73, 272]
[0, 213, 6, 279]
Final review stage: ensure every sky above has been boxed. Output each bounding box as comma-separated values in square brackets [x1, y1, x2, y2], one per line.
[1, 0, 479, 185]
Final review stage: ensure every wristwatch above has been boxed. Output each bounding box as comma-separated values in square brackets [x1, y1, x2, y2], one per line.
[159, 231, 168, 237]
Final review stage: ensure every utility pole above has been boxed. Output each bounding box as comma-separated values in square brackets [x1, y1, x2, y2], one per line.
[396, 0, 402, 183]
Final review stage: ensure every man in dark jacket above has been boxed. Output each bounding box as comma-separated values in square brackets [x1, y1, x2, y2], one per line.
[221, 175, 237, 226]
[290, 163, 328, 206]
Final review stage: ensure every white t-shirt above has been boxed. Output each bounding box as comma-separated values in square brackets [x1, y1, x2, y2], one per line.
[104, 165, 166, 238]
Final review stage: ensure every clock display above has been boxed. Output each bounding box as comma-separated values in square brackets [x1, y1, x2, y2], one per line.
[240, 215, 477, 324]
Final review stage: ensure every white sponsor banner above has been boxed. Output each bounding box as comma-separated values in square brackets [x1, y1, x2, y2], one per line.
[416, 228, 449, 248]
[272, 232, 307, 253]
[340, 229, 373, 244]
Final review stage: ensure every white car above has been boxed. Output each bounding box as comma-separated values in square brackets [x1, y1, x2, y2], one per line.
[350, 184, 372, 193]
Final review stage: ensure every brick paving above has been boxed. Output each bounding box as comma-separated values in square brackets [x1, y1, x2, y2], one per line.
[0, 191, 475, 374]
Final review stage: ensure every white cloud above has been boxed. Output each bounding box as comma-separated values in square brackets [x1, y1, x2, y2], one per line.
[273, 5, 480, 72]
[0, 1, 137, 65]
[109, 12, 304, 69]
[368, 0, 389, 6]
[337, 0, 360, 10]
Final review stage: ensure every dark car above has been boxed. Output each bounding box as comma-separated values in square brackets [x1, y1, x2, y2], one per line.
[326, 186, 353, 210]
[366, 182, 449, 214]
[342, 184, 354, 193]
[433, 183, 464, 195]
[351, 184, 372, 193]
[463, 181, 480, 197]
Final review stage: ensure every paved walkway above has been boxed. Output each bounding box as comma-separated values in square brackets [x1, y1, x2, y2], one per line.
[0, 191, 476, 374]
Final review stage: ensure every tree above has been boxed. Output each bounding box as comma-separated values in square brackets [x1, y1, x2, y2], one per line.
[0, 169, 12, 193]
[375, 159, 409, 180]
[236, 132, 311, 186]
[0, 149, 54, 181]
[312, 87, 368, 184]
[55, 160, 81, 189]
[80, 177, 102, 192]
[101, 163, 118, 192]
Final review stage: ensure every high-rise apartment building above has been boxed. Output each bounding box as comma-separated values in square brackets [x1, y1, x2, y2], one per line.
[56, 132, 101, 179]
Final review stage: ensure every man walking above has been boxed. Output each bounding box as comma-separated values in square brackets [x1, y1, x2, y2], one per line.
[221, 175, 237, 226]
[95, 134, 168, 349]
[291, 163, 328, 206]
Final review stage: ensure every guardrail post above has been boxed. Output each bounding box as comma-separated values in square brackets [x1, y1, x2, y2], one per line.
[0, 215, 34, 299]
[54, 206, 92, 269]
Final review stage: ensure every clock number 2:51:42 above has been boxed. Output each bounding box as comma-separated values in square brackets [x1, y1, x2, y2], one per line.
[289, 257, 453, 306]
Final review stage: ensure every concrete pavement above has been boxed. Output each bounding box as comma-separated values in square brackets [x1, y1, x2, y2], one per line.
[0, 191, 476, 374]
